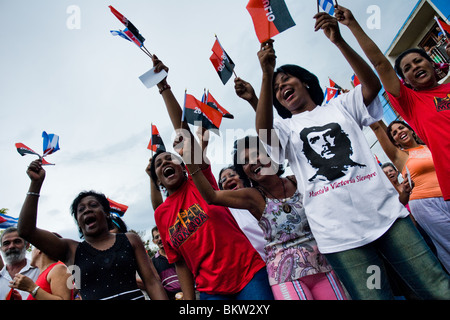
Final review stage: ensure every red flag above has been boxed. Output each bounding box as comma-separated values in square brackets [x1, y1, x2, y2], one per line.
[107, 198, 128, 217]
[148, 124, 166, 153]
[203, 91, 234, 119]
[210, 37, 235, 85]
[246, 0, 296, 43]
[182, 93, 223, 131]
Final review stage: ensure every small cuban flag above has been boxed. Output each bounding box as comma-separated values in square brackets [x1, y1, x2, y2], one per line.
[0, 211, 19, 229]
[42, 131, 60, 157]
[318, 0, 335, 15]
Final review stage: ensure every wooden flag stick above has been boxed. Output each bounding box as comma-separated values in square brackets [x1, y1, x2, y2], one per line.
[334, 0, 339, 7]
[317, 0, 320, 13]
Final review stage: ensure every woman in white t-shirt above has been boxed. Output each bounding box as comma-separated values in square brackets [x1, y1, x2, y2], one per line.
[254, 12, 450, 299]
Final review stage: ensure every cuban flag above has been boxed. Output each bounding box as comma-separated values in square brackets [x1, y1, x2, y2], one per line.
[324, 87, 339, 104]
[110, 29, 144, 48]
[351, 73, 361, 87]
[0, 212, 19, 229]
[318, 0, 335, 15]
[42, 131, 60, 157]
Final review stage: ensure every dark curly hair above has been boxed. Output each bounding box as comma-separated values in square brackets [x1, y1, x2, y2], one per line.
[273, 64, 324, 119]
[394, 48, 433, 80]
[70, 190, 112, 238]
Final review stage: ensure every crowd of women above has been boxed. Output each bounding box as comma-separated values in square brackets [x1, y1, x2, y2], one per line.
[5, 5, 450, 300]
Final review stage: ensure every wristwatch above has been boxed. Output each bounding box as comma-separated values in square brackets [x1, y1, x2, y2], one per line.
[31, 286, 40, 298]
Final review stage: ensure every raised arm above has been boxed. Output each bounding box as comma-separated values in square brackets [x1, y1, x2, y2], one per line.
[255, 39, 278, 146]
[314, 11, 381, 106]
[334, 5, 401, 97]
[369, 120, 409, 172]
[145, 158, 164, 210]
[153, 55, 208, 168]
[17, 159, 77, 264]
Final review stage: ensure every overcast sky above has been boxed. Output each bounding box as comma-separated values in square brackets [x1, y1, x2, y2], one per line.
[0, 0, 418, 244]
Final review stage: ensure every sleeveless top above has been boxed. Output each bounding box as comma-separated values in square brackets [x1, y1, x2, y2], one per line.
[27, 261, 73, 300]
[74, 233, 145, 300]
[257, 182, 332, 286]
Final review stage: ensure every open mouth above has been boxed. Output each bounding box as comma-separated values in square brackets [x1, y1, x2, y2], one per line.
[283, 88, 295, 101]
[84, 216, 96, 228]
[253, 166, 263, 175]
[415, 70, 427, 79]
[163, 166, 175, 178]
[399, 132, 408, 141]
[227, 182, 238, 190]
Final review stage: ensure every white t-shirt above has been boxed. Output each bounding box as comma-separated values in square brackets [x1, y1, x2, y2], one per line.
[264, 86, 409, 254]
[0, 259, 40, 300]
[228, 208, 266, 260]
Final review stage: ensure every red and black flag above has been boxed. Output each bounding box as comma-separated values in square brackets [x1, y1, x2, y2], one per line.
[15, 143, 53, 165]
[107, 198, 128, 217]
[210, 36, 236, 85]
[182, 92, 224, 132]
[246, 0, 296, 43]
[109, 5, 145, 45]
[202, 90, 234, 119]
[148, 124, 166, 153]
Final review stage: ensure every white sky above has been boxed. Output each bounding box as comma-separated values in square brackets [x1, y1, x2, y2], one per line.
[0, 0, 418, 243]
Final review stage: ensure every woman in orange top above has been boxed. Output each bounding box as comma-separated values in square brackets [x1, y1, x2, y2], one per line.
[371, 119, 449, 273]
[9, 236, 73, 300]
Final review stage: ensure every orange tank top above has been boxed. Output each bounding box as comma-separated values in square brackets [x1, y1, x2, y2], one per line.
[402, 145, 442, 200]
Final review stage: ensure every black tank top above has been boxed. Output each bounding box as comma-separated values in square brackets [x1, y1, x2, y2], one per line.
[74, 233, 145, 300]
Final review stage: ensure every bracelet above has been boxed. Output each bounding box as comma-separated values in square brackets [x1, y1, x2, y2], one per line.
[190, 167, 202, 176]
[27, 192, 40, 197]
[31, 285, 40, 298]
[159, 84, 171, 94]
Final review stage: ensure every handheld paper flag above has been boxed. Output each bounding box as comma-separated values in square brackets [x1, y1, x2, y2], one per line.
[324, 87, 339, 104]
[329, 78, 343, 92]
[109, 5, 152, 58]
[148, 124, 166, 153]
[15, 143, 54, 165]
[318, 0, 335, 15]
[109, 6, 145, 44]
[351, 73, 360, 87]
[16, 143, 40, 157]
[42, 131, 60, 157]
[246, 0, 296, 43]
[107, 198, 128, 217]
[0, 212, 19, 229]
[210, 36, 236, 85]
[203, 90, 234, 119]
[182, 93, 224, 132]
[110, 29, 144, 47]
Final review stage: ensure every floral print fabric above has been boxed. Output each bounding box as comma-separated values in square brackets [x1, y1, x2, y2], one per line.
[259, 190, 332, 286]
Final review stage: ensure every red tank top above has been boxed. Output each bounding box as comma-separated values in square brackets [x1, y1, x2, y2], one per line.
[27, 261, 69, 300]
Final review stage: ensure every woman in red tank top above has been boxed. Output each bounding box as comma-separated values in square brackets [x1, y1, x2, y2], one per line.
[9, 241, 73, 300]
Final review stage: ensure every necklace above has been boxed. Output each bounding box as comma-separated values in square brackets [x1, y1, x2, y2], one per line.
[259, 178, 292, 213]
